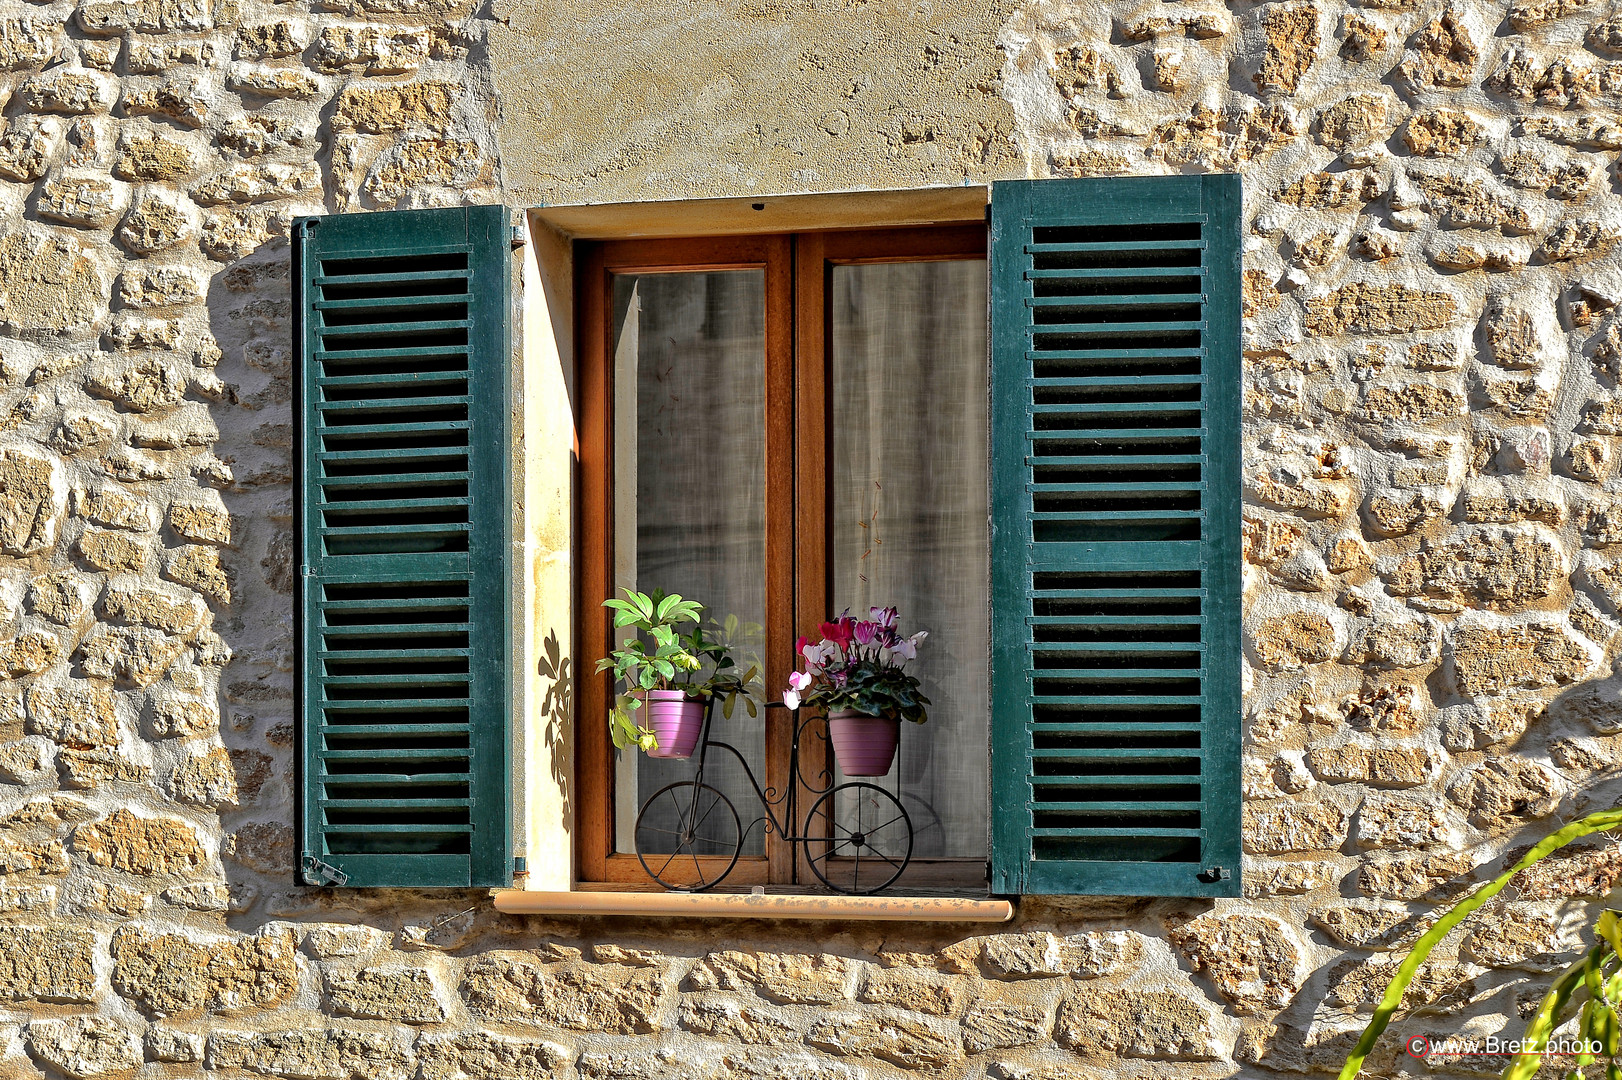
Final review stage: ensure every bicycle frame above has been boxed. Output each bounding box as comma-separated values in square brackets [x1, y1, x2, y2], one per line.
[685, 699, 837, 846]
[637, 695, 914, 893]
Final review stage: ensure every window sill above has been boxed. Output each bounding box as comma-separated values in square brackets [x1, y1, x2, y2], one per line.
[490, 889, 1014, 922]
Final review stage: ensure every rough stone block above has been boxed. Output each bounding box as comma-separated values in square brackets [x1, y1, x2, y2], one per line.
[206, 1028, 414, 1080]
[961, 999, 1051, 1052]
[1242, 800, 1347, 854]
[71, 809, 206, 876]
[687, 949, 853, 1003]
[166, 744, 236, 807]
[0, 446, 65, 555]
[327, 966, 447, 1023]
[1306, 743, 1437, 787]
[78, 0, 214, 34]
[806, 1008, 963, 1070]
[1447, 620, 1592, 696]
[0, 116, 59, 181]
[26, 683, 118, 747]
[333, 81, 459, 133]
[112, 925, 297, 1015]
[122, 77, 207, 128]
[118, 192, 198, 254]
[20, 69, 114, 114]
[462, 953, 667, 1032]
[416, 1032, 569, 1080]
[1354, 792, 1458, 848]
[193, 161, 321, 205]
[25, 1016, 141, 1078]
[0, 230, 109, 333]
[227, 65, 322, 99]
[1168, 913, 1306, 1014]
[1056, 987, 1219, 1059]
[0, 926, 96, 1002]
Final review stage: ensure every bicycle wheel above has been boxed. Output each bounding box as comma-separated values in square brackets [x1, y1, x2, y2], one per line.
[634, 781, 742, 891]
[803, 782, 912, 895]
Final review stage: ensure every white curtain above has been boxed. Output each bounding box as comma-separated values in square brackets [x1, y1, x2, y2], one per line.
[612, 271, 768, 857]
[830, 260, 989, 859]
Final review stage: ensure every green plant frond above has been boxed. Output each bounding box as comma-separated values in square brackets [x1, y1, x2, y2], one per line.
[1577, 997, 1596, 1069]
[597, 588, 759, 751]
[1504, 944, 1604, 1080]
[1338, 809, 1622, 1080]
[1601, 911, 1622, 962]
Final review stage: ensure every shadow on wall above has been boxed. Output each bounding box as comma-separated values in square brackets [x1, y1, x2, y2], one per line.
[538, 626, 572, 835]
[202, 238, 299, 919]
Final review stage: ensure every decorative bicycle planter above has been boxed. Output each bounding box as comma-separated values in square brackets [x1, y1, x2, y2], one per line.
[633, 699, 914, 895]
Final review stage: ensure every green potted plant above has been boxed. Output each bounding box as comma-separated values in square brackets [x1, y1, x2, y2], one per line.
[596, 589, 758, 758]
[781, 606, 929, 776]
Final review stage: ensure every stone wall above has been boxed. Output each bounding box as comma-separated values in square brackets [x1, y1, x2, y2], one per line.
[0, 0, 1613, 1077]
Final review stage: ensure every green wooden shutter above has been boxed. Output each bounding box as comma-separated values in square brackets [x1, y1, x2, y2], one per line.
[989, 175, 1241, 897]
[294, 205, 512, 888]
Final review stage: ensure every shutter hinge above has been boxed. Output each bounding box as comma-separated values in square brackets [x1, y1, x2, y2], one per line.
[510, 224, 526, 249]
[1197, 865, 1231, 884]
[513, 856, 528, 876]
[301, 565, 314, 578]
[301, 853, 349, 887]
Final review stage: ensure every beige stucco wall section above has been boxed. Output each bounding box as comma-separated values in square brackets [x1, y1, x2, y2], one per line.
[487, 0, 1025, 204]
[515, 216, 576, 890]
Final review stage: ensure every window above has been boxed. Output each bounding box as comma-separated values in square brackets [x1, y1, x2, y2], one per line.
[293, 177, 1243, 898]
[574, 228, 990, 891]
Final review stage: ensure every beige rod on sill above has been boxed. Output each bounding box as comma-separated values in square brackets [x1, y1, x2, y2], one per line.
[491, 890, 1015, 923]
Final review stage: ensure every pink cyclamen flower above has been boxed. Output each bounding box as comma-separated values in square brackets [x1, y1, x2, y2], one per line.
[870, 606, 898, 629]
[853, 621, 875, 646]
[788, 671, 812, 692]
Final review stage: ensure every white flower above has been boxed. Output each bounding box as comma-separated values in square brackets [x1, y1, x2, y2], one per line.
[783, 688, 801, 711]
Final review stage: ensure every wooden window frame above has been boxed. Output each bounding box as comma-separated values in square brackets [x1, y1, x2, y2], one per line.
[576, 225, 988, 892]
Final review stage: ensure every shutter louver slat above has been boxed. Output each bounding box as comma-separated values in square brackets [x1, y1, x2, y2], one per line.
[296, 205, 511, 889]
[991, 176, 1241, 897]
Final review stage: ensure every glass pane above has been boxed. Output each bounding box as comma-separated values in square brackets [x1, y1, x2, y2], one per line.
[611, 271, 767, 859]
[831, 259, 989, 859]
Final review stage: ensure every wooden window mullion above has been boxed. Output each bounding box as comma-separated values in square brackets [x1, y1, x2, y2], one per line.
[763, 235, 798, 884]
[792, 233, 832, 885]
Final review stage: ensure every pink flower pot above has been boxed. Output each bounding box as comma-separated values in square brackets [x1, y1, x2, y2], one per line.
[828, 710, 900, 776]
[644, 691, 705, 759]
